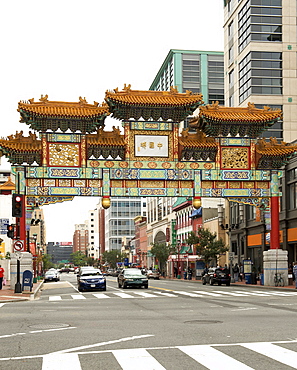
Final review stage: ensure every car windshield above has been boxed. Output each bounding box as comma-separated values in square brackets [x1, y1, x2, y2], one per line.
[124, 269, 143, 276]
[81, 270, 102, 277]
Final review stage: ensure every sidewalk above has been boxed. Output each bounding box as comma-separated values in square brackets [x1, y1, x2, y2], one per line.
[0, 280, 44, 303]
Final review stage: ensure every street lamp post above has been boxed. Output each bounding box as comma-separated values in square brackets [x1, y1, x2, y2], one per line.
[177, 239, 181, 279]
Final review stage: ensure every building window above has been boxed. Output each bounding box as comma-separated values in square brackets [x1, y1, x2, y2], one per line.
[208, 54, 224, 105]
[254, 104, 283, 139]
[238, 0, 282, 53]
[239, 51, 282, 103]
[229, 69, 234, 88]
[182, 54, 200, 93]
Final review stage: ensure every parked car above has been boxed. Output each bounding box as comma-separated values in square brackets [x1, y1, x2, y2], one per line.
[117, 268, 148, 289]
[202, 267, 231, 286]
[77, 269, 106, 291]
[146, 269, 160, 280]
[111, 268, 123, 277]
[44, 269, 60, 282]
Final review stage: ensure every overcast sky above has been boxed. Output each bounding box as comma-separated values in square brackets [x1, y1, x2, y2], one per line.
[0, 0, 224, 243]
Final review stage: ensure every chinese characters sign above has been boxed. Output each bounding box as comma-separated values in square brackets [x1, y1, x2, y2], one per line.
[135, 135, 168, 157]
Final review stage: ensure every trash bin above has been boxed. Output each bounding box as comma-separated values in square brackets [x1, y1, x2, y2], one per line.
[183, 271, 187, 280]
[251, 272, 257, 284]
[245, 273, 251, 284]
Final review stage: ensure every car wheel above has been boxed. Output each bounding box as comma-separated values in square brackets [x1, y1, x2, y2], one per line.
[202, 278, 206, 285]
[123, 283, 127, 289]
[210, 278, 214, 285]
[218, 282, 221, 286]
[102, 285, 106, 291]
[226, 282, 230, 286]
[78, 285, 82, 292]
[144, 284, 148, 289]
[118, 281, 121, 288]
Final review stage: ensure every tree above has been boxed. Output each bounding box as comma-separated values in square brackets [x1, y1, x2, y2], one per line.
[70, 251, 87, 266]
[150, 243, 176, 276]
[42, 254, 54, 270]
[101, 250, 127, 268]
[185, 228, 228, 266]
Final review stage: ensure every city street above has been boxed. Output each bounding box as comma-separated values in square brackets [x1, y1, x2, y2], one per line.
[0, 273, 297, 369]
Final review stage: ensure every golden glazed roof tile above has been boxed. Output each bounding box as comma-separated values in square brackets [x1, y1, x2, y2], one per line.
[0, 132, 41, 152]
[179, 129, 217, 147]
[198, 102, 282, 123]
[105, 85, 203, 106]
[87, 127, 125, 146]
[0, 177, 15, 190]
[18, 95, 110, 118]
[256, 138, 297, 156]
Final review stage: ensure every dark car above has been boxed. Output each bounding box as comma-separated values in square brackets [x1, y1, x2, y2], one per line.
[202, 267, 231, 286]
[117, 268, 148, 289]
[77, 269, 106, 291]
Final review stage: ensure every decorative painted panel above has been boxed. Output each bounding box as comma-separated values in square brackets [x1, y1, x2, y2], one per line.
[48, 143, 80, 167]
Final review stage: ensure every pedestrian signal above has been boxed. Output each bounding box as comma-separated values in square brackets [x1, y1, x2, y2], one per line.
[7, 224, 14, 239]
[12, 194, 23, 217]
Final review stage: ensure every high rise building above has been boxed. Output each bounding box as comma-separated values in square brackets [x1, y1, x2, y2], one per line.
[103, 197, 146, 251]
[224, 0, 297, 142]
[150, 49, 224, 108]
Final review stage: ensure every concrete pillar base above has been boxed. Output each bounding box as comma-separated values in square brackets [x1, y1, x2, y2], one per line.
[263, 249, 288, 286]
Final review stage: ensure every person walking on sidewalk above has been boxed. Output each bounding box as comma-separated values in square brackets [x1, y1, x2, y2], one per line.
[0, 265, 4, 290]
[293, 262, 297, 289]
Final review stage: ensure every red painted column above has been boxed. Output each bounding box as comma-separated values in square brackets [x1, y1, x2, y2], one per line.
[270, 196, 280, 249]
[270, 171, 280, 249]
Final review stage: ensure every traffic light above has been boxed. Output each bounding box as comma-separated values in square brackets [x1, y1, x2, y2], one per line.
[12, 194, 23, 217]
[7, 224, 14, 239]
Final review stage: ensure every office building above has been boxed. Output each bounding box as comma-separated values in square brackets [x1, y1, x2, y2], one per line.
[224, 0, 297, 142]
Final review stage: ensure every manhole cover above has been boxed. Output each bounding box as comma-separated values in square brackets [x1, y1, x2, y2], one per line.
[184, 320, 222, 324]
[29, 323, 70, 330]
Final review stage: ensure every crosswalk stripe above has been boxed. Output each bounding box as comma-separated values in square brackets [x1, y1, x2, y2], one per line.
[70, 295, 86, 300]
[112, 348, 166, 370]
[192, 291, 223, 297]
[251, 290, 297, 296]
[92, 293, 110, 299]
[133, 292, 159, 298]
[42, 353, 81, 370]
[0, 303, 6, 308]
[154, 291, 177, 297]
[173, 291, 204, 297]
[178, 345, 254, 370]
[113, 292, 134, 298]
[241, 342, 297, 368]
[213, 291, 248, 296]
[49, 296, 62, 301]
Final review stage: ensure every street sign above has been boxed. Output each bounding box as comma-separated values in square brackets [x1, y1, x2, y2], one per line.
[229, 252, 235, 260]
[0, 218, 9, 235]
[14, 240, 24, 252]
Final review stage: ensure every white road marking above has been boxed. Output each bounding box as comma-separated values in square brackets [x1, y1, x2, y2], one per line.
[242, 342, 297, 368]
[154, 291, 177, 297]
[231, 307, 258, 311]
[112, 348, 166, 370]
[0, 327, 76, 339]
[173, 291, 204, 297]
[178, 344, 254, 370]
[71, 295, 86, 300]
[92, 293, 110, 299]
[192, 291, 223, 297]
[0, 303, 6, 308]
[133, 292, 159, 298]
[42, 353, 81, 370]
[113, 292, 135, 298]
[49, 296, 62, 301]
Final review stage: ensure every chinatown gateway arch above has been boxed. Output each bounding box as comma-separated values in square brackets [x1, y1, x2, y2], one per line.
[0, 85, 296, 286]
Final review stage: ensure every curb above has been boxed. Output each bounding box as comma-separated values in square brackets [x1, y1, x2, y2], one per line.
[0, 280, 44, 303]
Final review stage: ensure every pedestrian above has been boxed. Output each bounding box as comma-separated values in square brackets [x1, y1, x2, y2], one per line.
[233, 263, 239, 282]
[188, 267, 192, 280]
[293, 262, 297, 289]
[0, 265, 4, 290]
[174, 266, 178, 278]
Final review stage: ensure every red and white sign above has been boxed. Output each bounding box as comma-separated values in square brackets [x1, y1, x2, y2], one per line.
[14, 240, 24, 252]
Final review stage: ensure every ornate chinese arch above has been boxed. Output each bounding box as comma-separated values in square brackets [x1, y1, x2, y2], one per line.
[0, 86, 296, 251]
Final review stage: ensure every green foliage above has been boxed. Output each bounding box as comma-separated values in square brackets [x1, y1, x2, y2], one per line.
[5, 252, 11, 259]
[70, 251, 87, 266]
[185, 228, 228, 266]
[101, 250, 127, 268]
[42, 254, 55, 270]
[150, 243, 175, 275]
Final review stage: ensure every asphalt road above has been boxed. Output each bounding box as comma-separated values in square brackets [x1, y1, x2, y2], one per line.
[1, 272, 297, 369]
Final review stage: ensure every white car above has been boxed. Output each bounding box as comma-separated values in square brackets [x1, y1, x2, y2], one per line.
[44, 269, 60, 282]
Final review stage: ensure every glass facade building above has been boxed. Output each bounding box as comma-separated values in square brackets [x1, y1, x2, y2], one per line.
[150, 49, 224, 105]
[224, 0, 297, 142]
